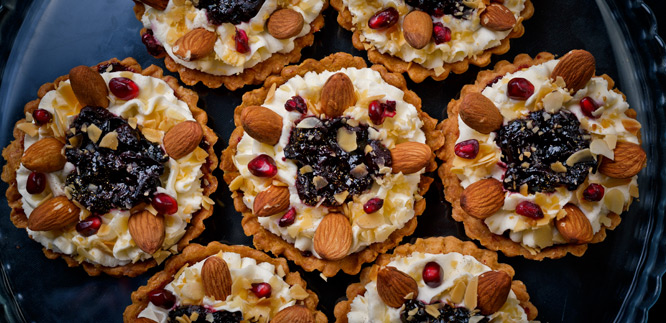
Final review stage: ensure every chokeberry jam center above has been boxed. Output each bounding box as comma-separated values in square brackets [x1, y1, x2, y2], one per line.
[400, 299, 489, 323]
[194, 0, 266, 25]
[405, 0, 473, 19]
[168, 305, 242, 323]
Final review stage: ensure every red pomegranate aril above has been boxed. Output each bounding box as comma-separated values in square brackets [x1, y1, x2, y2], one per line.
[248, 154, 278, 177]
[279, 208, 297, 227]
[422, 261, 443, 288]
[235, 29, 250, 53]
[285, 95, 307, 114]
[432, 7, 445, 17]
[32, 109, 52, 125]
[109, 77, 140, 101]
[515, 201, 544, 219]
[433, 23, 451, 44]
[580, 97, 601, 119]
[363, 198, 384, 214]
[454, 139, 479, 159]
[76, 215, 102, 237]
[152, 193, 178, 215]
[583, 183, 605, 202]
[148, 288, 176, 309]
[141, 29, 165, 57]
[368, 7, 399, 30]
[26, 172, 46, 194]
[368, 100, 397, 125]
[507, 78, 535, 100]
[251, 282, 272, 298]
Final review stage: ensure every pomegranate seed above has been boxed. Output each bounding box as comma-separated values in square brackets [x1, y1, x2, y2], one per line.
[279, 208, 297, 227]
[368, 100, 397, 125]
[433, 23, 451, 44]
[141, 29, 165, 57]
[148, 288, 176, 309]
[248, 154, 278, 177]
[580, 97, 601, 119]
[363, 198, 384, 214]
[251, 282, 272, 298]
[285, 95, 307, 114]
[32, 109, 52, 125]
[152, 193, 178, 215]
[507, 78, 534, 100]
[432, 7, 445, 17]
[109, 77, 140, 101]
[235, 29, 250, 54]
[454, 139, 479, 159]
[583, 183, 605, 202]
[368, 7, 399, 30]
[515, 201, 544, 219]
[422, 262, 443, 288]
[26, 172, 46, 194]
[76, 215, 102, 237]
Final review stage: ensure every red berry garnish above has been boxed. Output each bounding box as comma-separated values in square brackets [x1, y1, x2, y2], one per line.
[507, 78, 535, 100]
[368, 7, 399, 30]
[579, 97, 601, 119]
[251, 282, 272, 298]
[422, 261, 443, 288]
[285, 95, 307, 114]
[26, 172, 46, 194]
[279, 208, 297, 227]
[152, 193, 178, 215]
[583, 183, 605, 202]
[235, 29, 250, 54]
[432, 7, 445, 17]
[487, 75, 503, 88]
[433, 23, 451, 44]
[368, 100, 397, 125]
[32, 109, 52, 125]
[248, 154, 278, 177]
[515, 201, 544, 219]
[76, 215, 102, 237]
[109, 77, 140, 101]
[141, 29, 165, 57]
[454, 139, 479, 159]
[148, 288, 176, 309]
[363, 198, 384, 214]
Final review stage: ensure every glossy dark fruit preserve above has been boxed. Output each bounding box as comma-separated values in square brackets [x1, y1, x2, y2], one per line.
[495, 110, 596, 194]
[168, 305, 242, 323]
[194, 0, 266, 25]
[400, 299, 489, 323]
[405, 0, 473, 18]
[65, 106, 168, 214]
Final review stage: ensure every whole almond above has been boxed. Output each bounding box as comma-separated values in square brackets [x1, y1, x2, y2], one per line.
[163, 121, 203, 160]
[550, 50, 596, 93]
[460, 178, 506, 219]
[128, 210, 165, 254]
[69, 65, 109, 108]
[390, 142, 432, 174]
[253, 185, 290, 217]
[320, 73, 356, 118]
[27, 196, 80, 231]
[21, 137, 66, 173]
[313, 213, 352, 261]
[173, 28, 217, 61]
[240, 105, 283, 145]
[272, 305, 315, 323]
[202, 256, 233, 301]
[376, 266, 419, 308]
[476, 270, 512, 315]
[267, 8, 305, 39]
[598, 141, 646, 179]
[480, 4, 516, 31]
[403, 10, 433, 49]
[140, 0, 168, 10]
[556, 204, 594, 244]
[460, 93, 503, 134]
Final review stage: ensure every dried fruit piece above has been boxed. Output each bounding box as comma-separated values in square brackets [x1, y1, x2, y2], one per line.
[583, 183, 605, 202]
[235, 29, 250, 54]
[76, 215, 102, 237]
[403, 10, 433, 49]
[598, 141, 646, 179]
[507, 77, 534, 100]
[515, 201, 544, 219]
[320, 73, 356, 118]
[480, 3, 516, 31]
[163, 120, 203, 160]
[460, 178, 505, 219]
[556, 204, 594, 244]
[21, 137, 66, 173]
[26, 171, 46, 194]
[202, 256, 233, 301]
[454, 139, 480, 159]
[377, 266, 419, 308]
[422, 262, 443, 288]
[267, 8, 304, 39]
[27, 196, 80, 231]
[240, 105, 283, 145]
[272, 305, 315, 323]
[368, 7, 399, 30]
[390, 142, 431, 174]
[459, 92, 503, 134]
[253, 185, 290, 217]
[313, 213, 352, 260]
[69, 65, 109, 108]
[128, 210, 165, 254]
[476, 270, 511, 315]
[551, 50, 596, 93]
[285, 95, 307, 114]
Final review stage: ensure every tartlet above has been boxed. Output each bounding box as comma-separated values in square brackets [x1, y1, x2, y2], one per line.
[436, 50, 646, 259]
[123, 242, 327, 323]
[133, 0, 328, 90]
[220, 52, 444, 277]
[1, 58, 218, 276]
[331, 0, 533, 82]
[333, 236, 538, 323]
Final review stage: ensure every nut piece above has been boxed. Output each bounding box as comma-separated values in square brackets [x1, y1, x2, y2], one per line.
[69, 65, 110, 108]
[320, 73, 357, 118]
[253, 185, 290, 217]
[21, 137, 66, 173]
[140, 0, 168, 10]
[313, 213, 352, 261]
[403, 10, 433, 49]
[173, 28, 217, 61]
[240, 105, 283, 146]
[128, 210, 165, 254]
[163, 121, 203, 160]
[27, 196, 80, 231]
[272, 305, 315, 323]
[390, 142, 432, 174]
[550, 50, 596, 93]
[556, 204, 594, 244]
[480, 4, 516, 31]
[376, 266, 419, 308]
[598, 141, 646, 179]
[476, 270, 512, 315]
[267, 8, 305, 39]
[460, 178, 506, 219]
[459, 93, 503, 134]
[202, 256, 233, 301]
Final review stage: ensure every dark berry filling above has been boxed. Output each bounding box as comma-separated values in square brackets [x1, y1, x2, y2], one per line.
[405, 0, 474, 19]
[168, 305, 242, 323]
[97, 62, 135, 73]
[400, 299, 489, 323]
[65, 106, 168, 214]
[495, 110, 596, 194]
[284, 117, 391, 207]
[194, 0, 265, 25]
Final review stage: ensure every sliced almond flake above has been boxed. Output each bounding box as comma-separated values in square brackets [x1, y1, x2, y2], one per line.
[356, 212, 383, 229]
[590, 138, 614, 160]
[202, 196, 214, 209]
[334, 190, 349, 204]
[337, 127, 358, 152]
[25, 111, 34, 122]
[297, 117, 322, 129]
[604, 134, 618, 150]
[404, 292, 415, 300]
[153, 250, 172, 265]
[464, 275, 478, 310]
[320, 273, 328, 282]
[425, 304, 441, 317]
[299, 165, 313, 174]
[556, 209, 568, 220]
[351, 164, 368, 178]
[16, 122, 40, 137]
[599, 215, 613, 227]
[272, 180, 288, 187]
[434, 66, 446, 77]
[604, 189, 625, 214]
[554, 76, 567, 88]
[550, 161, 567, 173]
[265, 82, 277, 103]
[146, 204, 159, 215]
[408, 308, 419, 316]
[542, 91, 564, 113]
[622, 118, 642, 135]
[99, 131, 119, 150]
[364, 145, 373, 154]
[142, 128, 164, 143]
[289, 284, 310, 300]
[566, 148, 595, 166]
[462, 0, 484, 9]
[189, 312, 200, 322]
[450, 279, 467, 304]
[128, 117, 138, 129]
[630, 184, 639, 198]
[520, 184, 529, 196]
[313, 176, 328, 190]
[87, 124, 103, 143]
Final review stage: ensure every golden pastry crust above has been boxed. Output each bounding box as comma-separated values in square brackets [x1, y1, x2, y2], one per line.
[332, 236, 538, 322]
[435, 52, 631, 260]
[220, 52, 445, 277]
[123, 242, 327, 323]
[331, 0, 534, 83]
[133, 2, 327, 91]
[1, 58, 219, 277]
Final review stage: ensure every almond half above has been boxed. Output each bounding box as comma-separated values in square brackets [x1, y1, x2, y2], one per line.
[460, 178, 506, 219]
[320, 73, 356, 118]
[390, 142, 432, 174]
[128, 210, 165, 254]
[173, 28, 217, 61]
[272, 305, 315, 323]
[202, 256, 233, 301]
[21, 137, 66, 173]
[313, 213, 352, 261]
[480, 4, 516, 31]
[403, 10, 433, 49]
[163, 121, 203, 160]
[69, 65, 109, 108]
[550, 50, 596, 94]
[27, 196, 80, 231]
[240, 105, 283, 146]
[376, 266, 419, 308]
[253, 185, 290, 217]
[598, 141, 646, 179]
[459, 93, 503, 134]
[556, 204, 594, 244]
[140, 0, 168, 10]
[476, 270, 512, 315]
[267, 8, 304, 39]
